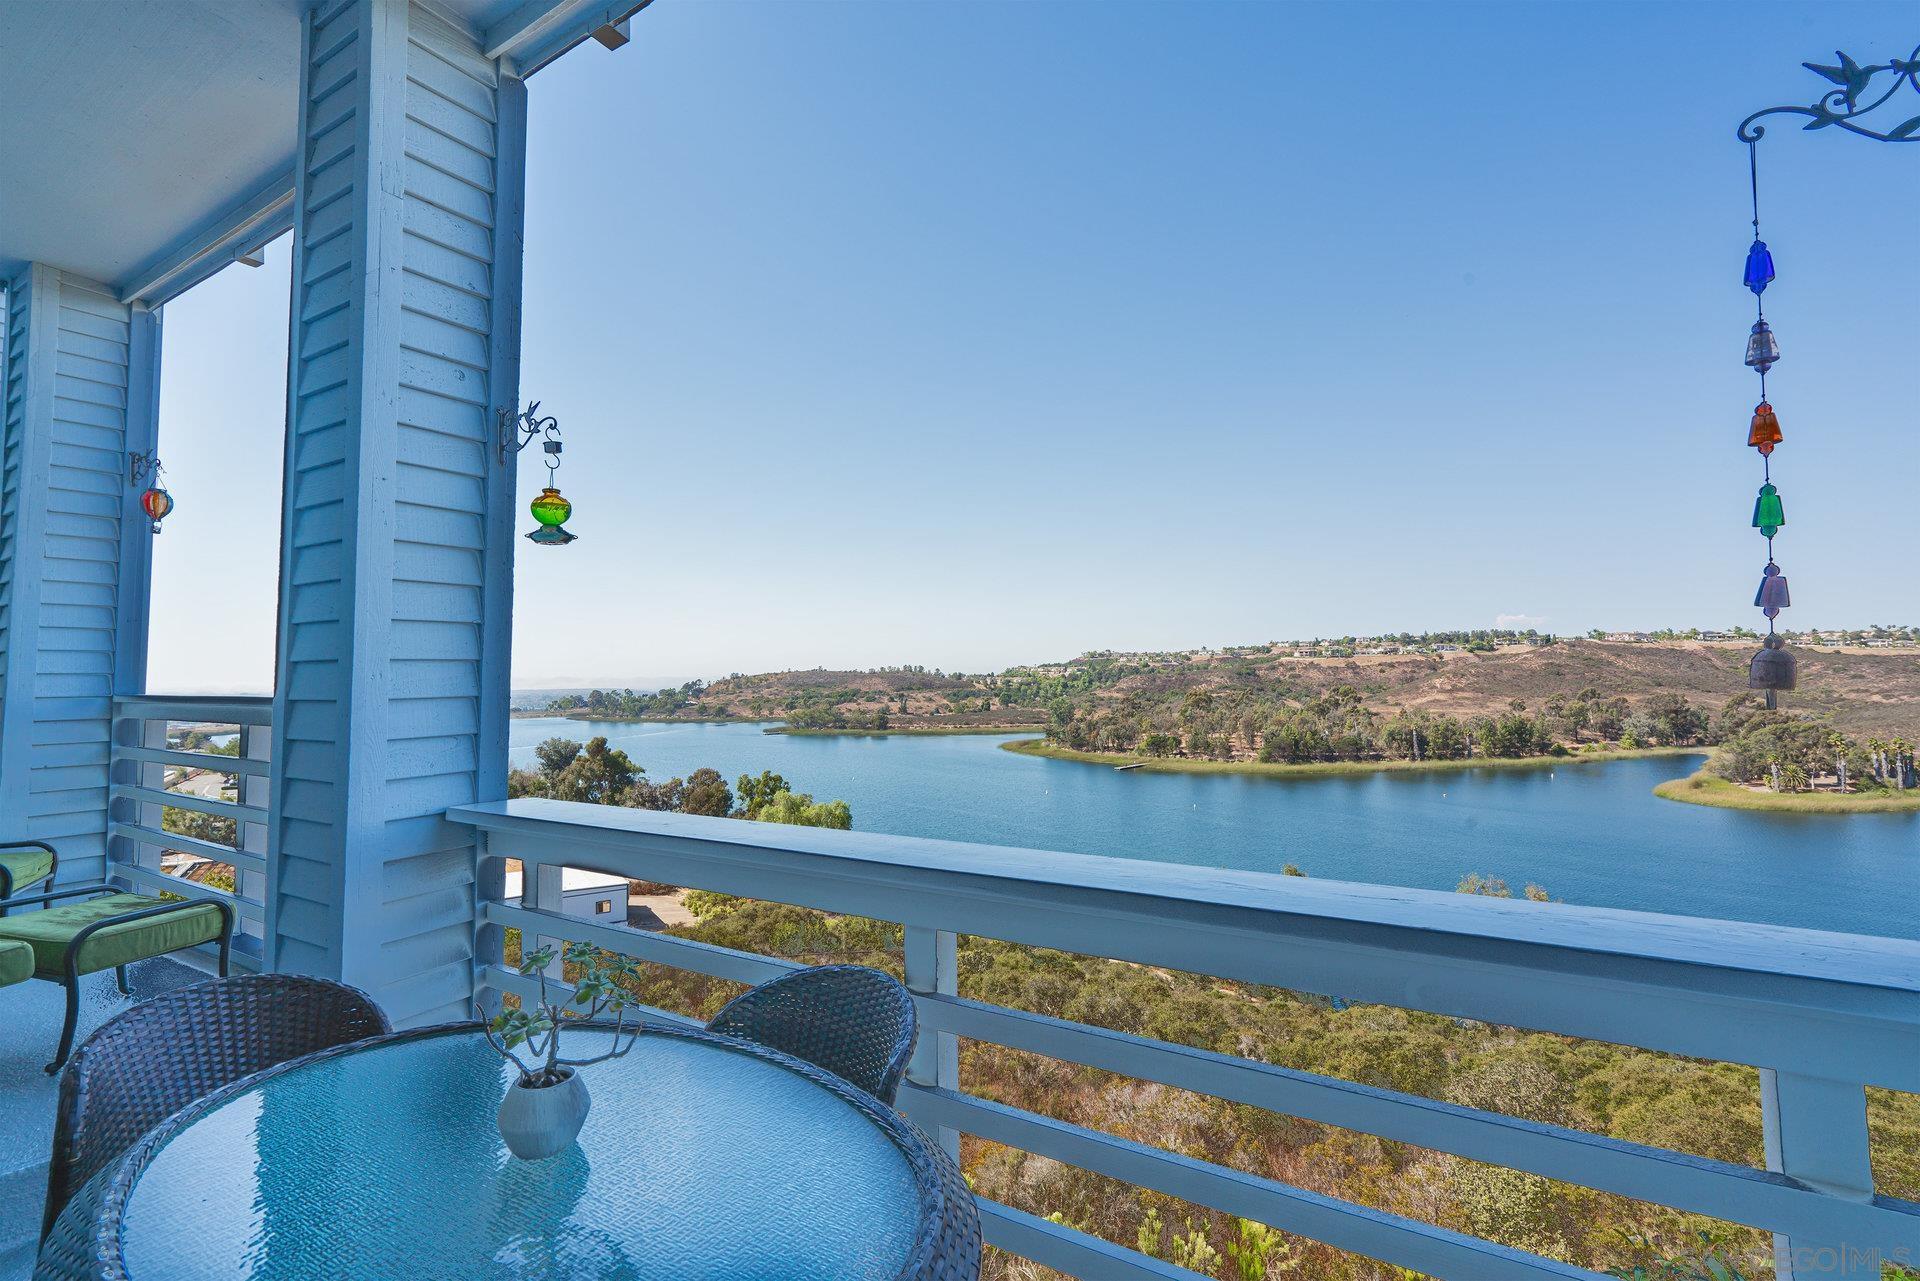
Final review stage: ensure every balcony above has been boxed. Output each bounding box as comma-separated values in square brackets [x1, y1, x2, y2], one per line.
[3, 1, 1916, 1277]
[3, 692, 1918, 1278]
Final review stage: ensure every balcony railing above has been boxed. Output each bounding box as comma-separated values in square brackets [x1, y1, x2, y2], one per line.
[107, 695, 273, 970]
[450, 797, 1920, 1281]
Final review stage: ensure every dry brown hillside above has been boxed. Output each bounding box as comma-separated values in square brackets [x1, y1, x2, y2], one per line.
[1125, 640, 1920, 739]
[656, 640, 1920, 739]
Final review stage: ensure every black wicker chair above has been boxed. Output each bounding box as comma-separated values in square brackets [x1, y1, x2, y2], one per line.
[41, 973, 390, 1240]
[707, 964, 917, 1104]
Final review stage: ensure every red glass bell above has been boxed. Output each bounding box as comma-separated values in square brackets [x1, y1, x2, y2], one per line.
[139, 486, 173, 534]
[1747, 402, 1782, 454]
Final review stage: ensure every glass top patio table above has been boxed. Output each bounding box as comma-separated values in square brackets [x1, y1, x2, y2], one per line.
[48, 1024, 964, 1281]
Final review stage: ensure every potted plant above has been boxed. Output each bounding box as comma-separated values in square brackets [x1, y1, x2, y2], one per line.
[479, 941, 644, 1160]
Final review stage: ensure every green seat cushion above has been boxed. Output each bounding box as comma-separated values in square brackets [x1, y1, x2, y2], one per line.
[0, 893, 225, 977]
[0, 940, 30, 988]
[0, 845, 54, 895]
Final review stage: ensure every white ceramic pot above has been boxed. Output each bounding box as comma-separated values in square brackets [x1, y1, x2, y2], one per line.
[497, 1068, 591, 1160]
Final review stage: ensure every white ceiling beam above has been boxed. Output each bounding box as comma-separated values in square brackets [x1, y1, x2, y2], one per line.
[484, 0, 652, 76]
[114, 169, 295, 307]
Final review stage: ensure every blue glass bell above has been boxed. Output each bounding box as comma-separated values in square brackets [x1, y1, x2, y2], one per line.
[1744, 320, 1780, 373]
[1754, 562, 1790, 615]
[1743, 240, 1775, 295]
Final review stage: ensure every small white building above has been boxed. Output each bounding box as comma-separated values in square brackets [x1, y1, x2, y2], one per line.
[503, 866, 629, 923]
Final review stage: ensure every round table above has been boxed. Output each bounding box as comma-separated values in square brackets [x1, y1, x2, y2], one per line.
[39, 1023, 979, 1281]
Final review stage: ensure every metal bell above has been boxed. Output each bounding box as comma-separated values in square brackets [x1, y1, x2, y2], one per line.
[1748, 633, 1796, 692]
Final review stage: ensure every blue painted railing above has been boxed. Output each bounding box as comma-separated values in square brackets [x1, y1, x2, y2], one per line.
[107, 695, 272, 970]
[450, 798, 1920, 1281]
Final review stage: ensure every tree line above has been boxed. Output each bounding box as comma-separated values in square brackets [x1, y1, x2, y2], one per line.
[1711, 696, 1915, 794]
[1046, 684, 1713, 763]
[506, 736, 852, 829]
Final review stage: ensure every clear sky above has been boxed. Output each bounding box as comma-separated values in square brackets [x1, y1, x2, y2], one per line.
[149, 1, 1919, 692]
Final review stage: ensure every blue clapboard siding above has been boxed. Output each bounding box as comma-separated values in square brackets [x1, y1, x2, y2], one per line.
[272, 0, 521, 1026]
[0, 267, 151, 884]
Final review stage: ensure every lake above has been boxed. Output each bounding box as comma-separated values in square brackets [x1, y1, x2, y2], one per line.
[510, 718, 1919, 940]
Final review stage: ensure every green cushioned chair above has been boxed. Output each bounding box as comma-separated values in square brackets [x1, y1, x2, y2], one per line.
[0, 840, 57, 911]
[0, 884, 231, 1073]
[0, 939, 31, 989]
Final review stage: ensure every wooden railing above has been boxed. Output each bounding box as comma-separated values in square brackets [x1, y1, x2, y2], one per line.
[449, 797, 1920, 1281]
[107, 695, 272, 970]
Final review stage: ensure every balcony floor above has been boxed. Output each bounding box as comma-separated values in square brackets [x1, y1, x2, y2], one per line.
[0, 957, 205, 1279]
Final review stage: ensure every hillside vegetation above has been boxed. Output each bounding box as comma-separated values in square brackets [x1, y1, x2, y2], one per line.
[540, 639, 1920, 742]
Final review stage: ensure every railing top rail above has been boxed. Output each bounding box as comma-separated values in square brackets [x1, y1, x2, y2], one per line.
[451, 798, 1918, 991]
[452, 799, 1920, 1088]
[113, 694, 274, 723]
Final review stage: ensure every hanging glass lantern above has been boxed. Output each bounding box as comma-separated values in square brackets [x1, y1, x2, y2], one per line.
[1749, 632, 1796, 693]
[526, 487, 576, 546]
[1743, 319, 1779, 373]
[1742, 240, 1775, 295]
[1751, 482, 1784, 537]
[504, 402, 579, 547]
[1747, 401, 1782, 453]
[1754, 562, 1790, 615]
[139, 484, 173, 534]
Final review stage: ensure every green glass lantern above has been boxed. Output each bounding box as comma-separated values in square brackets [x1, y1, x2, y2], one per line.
[526, 486, 576, 545]
[1751, 482, 1784, 538]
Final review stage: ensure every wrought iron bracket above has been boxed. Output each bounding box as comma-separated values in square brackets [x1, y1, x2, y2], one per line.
[1738, 45, 1920, 143]
[499, 401, 562, 465]
[127, 451, 161, 488]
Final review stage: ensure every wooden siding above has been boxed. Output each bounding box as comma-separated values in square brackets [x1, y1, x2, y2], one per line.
[271, 0, 522, 1026]
[0, 267, 154, 885]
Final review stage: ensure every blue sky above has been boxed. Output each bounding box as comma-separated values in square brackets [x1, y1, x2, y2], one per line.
[150, 1, 1919, 691]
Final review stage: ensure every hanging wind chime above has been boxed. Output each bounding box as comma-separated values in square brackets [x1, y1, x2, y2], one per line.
[1733, 43, 1920, 708]
[1740, 146, 1794, 707]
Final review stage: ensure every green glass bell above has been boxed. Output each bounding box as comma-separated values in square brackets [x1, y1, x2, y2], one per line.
[526, 486, 576, 545]
[1751, 483, 1784, 537]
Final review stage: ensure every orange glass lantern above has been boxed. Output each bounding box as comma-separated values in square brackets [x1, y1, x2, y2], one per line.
[1747, 401, 1782, 454]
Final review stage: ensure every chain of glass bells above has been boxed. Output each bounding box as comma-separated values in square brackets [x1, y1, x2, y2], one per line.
[1742, 143, 1793, 706]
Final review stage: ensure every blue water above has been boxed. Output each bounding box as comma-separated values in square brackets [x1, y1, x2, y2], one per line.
[510, 719, 1919, 940]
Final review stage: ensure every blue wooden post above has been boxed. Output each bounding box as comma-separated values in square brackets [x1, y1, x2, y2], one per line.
[268, 0, 524, 1024]
[0, 265, 161, 888]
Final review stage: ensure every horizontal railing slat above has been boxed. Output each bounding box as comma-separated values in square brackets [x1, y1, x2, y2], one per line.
[977, 1201, 1206, 1280]
[905, 1085, 1602, 1280]
[916, 993, 1920, 1255]
[482, 899, 801, 986]
[111, 861, 264, 924]
[477, 963, 700, 1028]
[112, 695, 273, 725]
[111, 782, 268, 825]
[110, 822, 267, 875]
[112, 745, 268, 777]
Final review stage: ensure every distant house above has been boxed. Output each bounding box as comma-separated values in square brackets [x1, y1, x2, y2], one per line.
[1603, 632, 1652, 643]
[1698, 631, 1733, 642]
[504, 867, 630, 922]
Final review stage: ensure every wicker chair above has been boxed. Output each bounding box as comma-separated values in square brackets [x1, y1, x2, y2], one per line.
[707, 965, 917, 1104]
[41, 973, 390, 1240]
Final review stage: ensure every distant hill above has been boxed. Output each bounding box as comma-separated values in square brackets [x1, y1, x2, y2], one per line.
[530, 640, 1920, 740]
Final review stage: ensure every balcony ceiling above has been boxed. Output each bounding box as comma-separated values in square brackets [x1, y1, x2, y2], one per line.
[0, 0, 549, 296]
